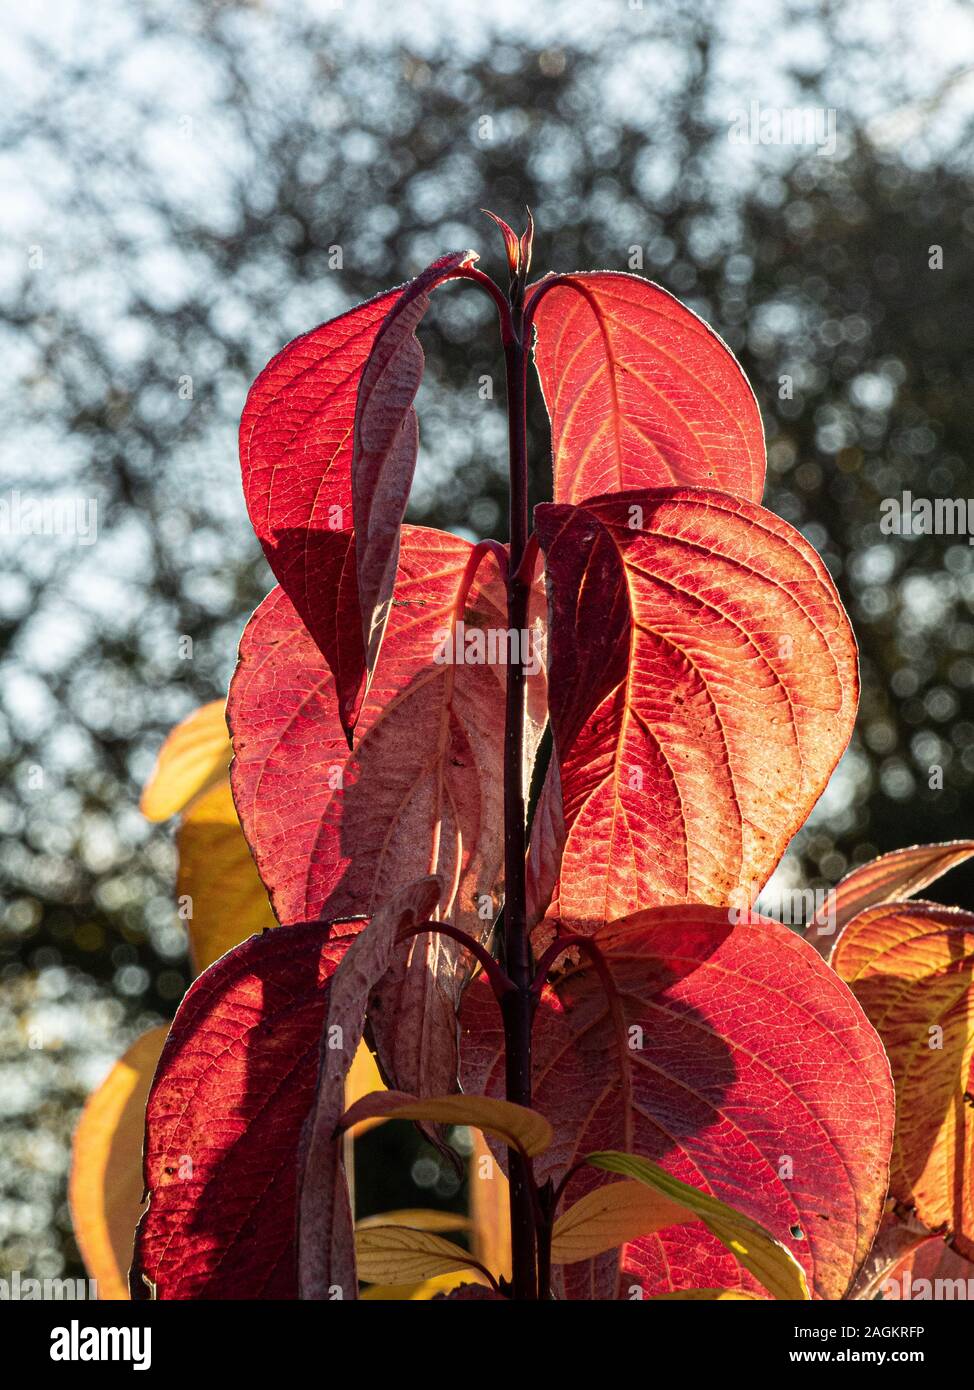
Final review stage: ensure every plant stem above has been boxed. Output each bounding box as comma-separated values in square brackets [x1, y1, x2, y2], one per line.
[501, 296, 539, 1300]
[535, 1183, 555, 1303]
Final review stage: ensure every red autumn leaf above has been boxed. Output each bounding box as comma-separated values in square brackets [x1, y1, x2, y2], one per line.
[131, 920, 360, 1300]
[534, 489, 858, 931]
[240, 252, 475, 737]
[525, 759, 564, 929]
[298, 876, 442, 1301]
[831, 902, 974, 1260]
[352, 253, 478, 721]
[228, 525, 545, 1098]
[461, 907, 894, 1299]
[526, 272, 765, 504]
[228, 527, 506, 928]
[214, 224, 940, 1306]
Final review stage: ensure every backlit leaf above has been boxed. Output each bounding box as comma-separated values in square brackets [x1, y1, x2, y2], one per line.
[535, 489, 858, 930]
[470, 1128, 512, 1284]
[132, 921, 360, 1299]
[831, 901, 974, 1260]
[139, 702, 275, 973]
[527, 272, 765, 504]
[461, 906, 893, 1299]
[69, 1026, 168, 1301]
[551, 1179, 691, 1265]
[228, 527, 541, 1099]
[352, 252, 477, 725]
[354, 1226, 488, 1286]
[298, 877, 442, 1300]
[803, 841, 974, 960]
[140, 700, 229, 822]
[227, 532, 510, 928]
[583, 1153, 809, 1300]
[239, 254, 475, 736]
[175, 779, 274, 973]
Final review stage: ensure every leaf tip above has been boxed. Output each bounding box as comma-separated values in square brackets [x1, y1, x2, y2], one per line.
[481, 208, 533, 289]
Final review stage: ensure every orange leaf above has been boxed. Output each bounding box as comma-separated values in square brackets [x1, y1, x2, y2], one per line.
[140, 701, 229, 822]
[141, 702, 276, 974]
[804, 841, 974, 959]
[832, 901, 974, 1259]
[69, 1026, 168, 1300]
[470, 1129, 511, 1284]
[176, 780, 274, 973]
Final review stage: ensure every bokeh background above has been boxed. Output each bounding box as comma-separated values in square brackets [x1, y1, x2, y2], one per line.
[3, 0, 974, 1283]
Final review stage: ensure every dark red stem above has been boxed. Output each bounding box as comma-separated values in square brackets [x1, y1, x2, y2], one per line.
[453, 263, 516, 346]
[501, 276, 540, 1300]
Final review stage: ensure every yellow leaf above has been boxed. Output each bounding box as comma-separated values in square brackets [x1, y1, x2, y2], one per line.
[140, 700, 230, 822]
[585, 1152, 809, 1301]
[176, 781, 274, 972]
[356, 1209, 470, 1234]
[341, 1091, 552, 1159]
[470, 1129, 511, 1283]
[551, 1180, 693, 1264]
[69, 1026, 168, 1300]
[344, 1041, 386, 1137]
[360, 1271, 488, 1300]
[354, 1226, 489, 1286]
